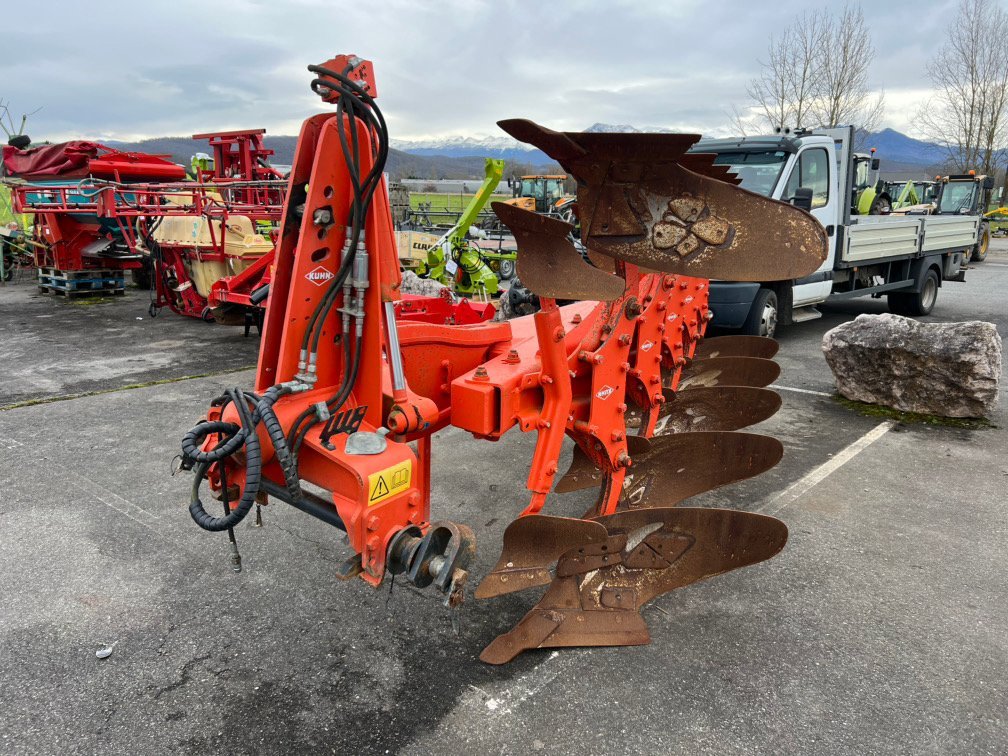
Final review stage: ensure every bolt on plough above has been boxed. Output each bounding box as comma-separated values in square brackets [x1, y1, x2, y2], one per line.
[179, 55, 827, 664]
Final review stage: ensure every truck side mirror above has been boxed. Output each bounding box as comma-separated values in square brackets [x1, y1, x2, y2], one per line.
[791, 186, 814, 212]
[870, 158, 880, 170]
[983, 176, 995, 190]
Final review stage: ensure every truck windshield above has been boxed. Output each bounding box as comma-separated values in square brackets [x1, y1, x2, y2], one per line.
[937, 182, 977, 214]
[711, 151, 789, 196]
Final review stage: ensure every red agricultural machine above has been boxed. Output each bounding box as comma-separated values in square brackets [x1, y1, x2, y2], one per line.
[2, 141, 186, 292]
[142, 129, 287, 325]
[4, 131, 287, 324]
[180, 56, 826, 663]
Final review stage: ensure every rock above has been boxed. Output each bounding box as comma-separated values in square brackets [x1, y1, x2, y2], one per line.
[399, 269, 448, 297]
[822, 314, 1001, 418]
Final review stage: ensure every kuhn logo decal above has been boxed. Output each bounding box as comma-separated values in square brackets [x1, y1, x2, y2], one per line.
[306, 266, 334, 285]
[596, 385, 615, 400]
[640, 340, 655, 352]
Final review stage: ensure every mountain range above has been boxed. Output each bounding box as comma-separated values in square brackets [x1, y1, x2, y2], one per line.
[106, 124, 950, 180]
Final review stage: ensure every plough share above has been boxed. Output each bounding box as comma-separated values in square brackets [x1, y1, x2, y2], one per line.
[180, 55, 827, 664]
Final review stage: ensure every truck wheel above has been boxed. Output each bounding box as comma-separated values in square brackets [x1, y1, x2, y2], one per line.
[971, 224, 990, 262]
[742, 288, 778, 337]
[890, 269, 939, 316]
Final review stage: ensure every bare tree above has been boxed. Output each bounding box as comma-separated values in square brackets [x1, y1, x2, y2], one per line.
[918, 0, 1008, 175]
[810, 5, 884, 132]
[785, 11, 826, 129]
[734, 4, 883, 135]
[744, 30, 792, 131]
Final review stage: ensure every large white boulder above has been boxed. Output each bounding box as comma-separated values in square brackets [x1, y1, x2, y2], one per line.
[822, 314, 1002, 418]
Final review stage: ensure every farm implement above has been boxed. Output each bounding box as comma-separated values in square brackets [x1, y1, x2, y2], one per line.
[4, 131, 287, 321]
[2, 141, 186, 291]
[401, 157, 517, 299]
[180, 55, 827, 663]
[143, 130, 287, 324]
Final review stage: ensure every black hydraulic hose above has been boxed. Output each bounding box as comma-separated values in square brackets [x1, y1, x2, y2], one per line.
[302, 103, 367, 351]
[188, 392, 262, 532]
[286, 329, 353, 451]
[301, 66, 389, 354]
[300, 81, 364, 350]
[184, 385, 303, 532]
[182, 420, 244, 463]
[250, 390, 301, 503]
[290, 325, 362, 458]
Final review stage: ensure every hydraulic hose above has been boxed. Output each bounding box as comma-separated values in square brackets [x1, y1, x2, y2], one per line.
[184, 386, 303, 532]
[188, 393, 262, 532]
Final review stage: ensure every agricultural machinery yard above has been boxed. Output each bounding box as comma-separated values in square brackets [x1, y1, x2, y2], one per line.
[0, 243, 1004, 754]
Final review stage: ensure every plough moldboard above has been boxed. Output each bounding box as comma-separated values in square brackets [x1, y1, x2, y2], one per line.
[180, 54, 827, 664]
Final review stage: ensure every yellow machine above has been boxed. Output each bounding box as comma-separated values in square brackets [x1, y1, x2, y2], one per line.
[505, 174, 573, 216]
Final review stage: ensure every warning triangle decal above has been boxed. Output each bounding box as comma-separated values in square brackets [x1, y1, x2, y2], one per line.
[370, 477, 389, 501]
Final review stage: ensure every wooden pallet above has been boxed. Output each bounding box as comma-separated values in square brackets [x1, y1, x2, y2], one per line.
[38, 266, 124, 279]
[37, 267, 125, 297]
[38, 285, 126, 298]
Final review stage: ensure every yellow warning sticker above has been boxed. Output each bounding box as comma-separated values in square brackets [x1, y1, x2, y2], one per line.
[368, 460, 412, 506]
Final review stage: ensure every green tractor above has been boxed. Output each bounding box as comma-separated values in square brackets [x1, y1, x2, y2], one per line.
[851, 148, 893, 215]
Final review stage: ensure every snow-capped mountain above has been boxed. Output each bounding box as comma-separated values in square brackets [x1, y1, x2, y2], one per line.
[391, 122, 682, 163]
[390, 124, 948, 170]
[389, 134, 530, 152]
[390, 133, 550, 165]
[583, 122, 674, 134]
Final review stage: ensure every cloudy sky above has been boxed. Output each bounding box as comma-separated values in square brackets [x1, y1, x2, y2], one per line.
[0, 0, 960, 143]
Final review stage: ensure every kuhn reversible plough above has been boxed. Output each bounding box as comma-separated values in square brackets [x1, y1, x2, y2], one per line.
[181, 56, 826, 663]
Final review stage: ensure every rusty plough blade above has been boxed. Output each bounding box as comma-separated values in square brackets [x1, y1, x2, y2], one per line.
[692, 335, 779, 360]
[475, 515, 607, 599]
[618, 431, 784, 510]
[478, 120, 811, 663]
[498, 119, 828, 283]
[677, 356, 781, 390]
[492, 201, 625, 302]
[479, 507, 788, 664]
[654, 385, 782, 435]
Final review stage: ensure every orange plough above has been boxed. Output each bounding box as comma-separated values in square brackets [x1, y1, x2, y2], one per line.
[180, 55, 827, 663]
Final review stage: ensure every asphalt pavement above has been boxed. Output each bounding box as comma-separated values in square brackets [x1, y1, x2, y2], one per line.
[0, 246, 1005, 755]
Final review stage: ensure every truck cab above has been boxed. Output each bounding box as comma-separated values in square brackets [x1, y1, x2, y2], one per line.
[690, 126, 973, 336]
[695, 129, 838, 333]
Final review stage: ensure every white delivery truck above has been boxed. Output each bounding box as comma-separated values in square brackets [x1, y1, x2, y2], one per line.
[690, 126, 981, 336]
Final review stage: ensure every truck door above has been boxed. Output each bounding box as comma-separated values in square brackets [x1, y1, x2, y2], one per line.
[779, 146, 836, 304]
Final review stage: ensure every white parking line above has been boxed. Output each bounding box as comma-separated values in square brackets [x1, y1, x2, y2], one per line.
[771, 384, 833, 397]
[758, 420, 896, 516]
